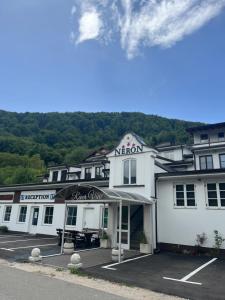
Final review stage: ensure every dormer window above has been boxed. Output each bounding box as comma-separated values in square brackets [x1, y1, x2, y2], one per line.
[85, 168, 92, 180]
[200, 134, 208, 143]
[61, 170, 67, 181]
[218, 132, 225, 141]
[52, 171, 58, 182]
[199, 155, 213, 170]
[95, 167, 102, 179]
[123, 159, 136, 185]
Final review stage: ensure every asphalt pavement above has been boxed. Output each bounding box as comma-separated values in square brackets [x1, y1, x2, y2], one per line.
[0, 264, 127, 300]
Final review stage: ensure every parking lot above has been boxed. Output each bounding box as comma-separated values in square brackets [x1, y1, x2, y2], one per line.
[1, 232, 225, 300]
[0, 232, 60, 261]
[86, 252, 225, 300]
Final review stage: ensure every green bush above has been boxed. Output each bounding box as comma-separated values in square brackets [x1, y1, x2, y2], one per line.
[139, 232, 148, 244]
[0, 226, 8, 233]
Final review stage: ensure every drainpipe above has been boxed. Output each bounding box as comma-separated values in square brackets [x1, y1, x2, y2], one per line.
[154, 177, 158, 250]
[118, 200, 122, 263]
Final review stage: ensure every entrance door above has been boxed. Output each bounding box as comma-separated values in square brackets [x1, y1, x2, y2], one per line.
[29, 207, 39, 234]
[83, 208, 95, 229]
[117, 205, 130, 250]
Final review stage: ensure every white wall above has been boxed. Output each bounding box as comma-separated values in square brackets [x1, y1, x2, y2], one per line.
[0, 203, 103, 236]
[157, 178, 225, 249]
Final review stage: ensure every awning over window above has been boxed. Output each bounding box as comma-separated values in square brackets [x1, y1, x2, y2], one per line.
[56, 184, 152, 204]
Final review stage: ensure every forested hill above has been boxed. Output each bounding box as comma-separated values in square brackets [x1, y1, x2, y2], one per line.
[0, 110, 201, 185]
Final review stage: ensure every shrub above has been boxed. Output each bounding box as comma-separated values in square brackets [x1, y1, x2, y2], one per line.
[0, 226, 8, 233]
[101, 231, 108, 240]
[139, 232, 148, 244]
[212, 230, 225, 255]
[196, 233, 207, 247]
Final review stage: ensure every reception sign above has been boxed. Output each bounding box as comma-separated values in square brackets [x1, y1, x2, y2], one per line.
[20, 190, 56, 202]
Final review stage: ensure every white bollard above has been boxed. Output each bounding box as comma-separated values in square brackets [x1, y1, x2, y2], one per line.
[111, 248, 124, 262]
[29, 248, 42, 262]
[68, 253, 82, 270]
[63, 242, 74, 255]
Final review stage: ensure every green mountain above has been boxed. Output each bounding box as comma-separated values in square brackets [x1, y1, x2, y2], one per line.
[0, 110, 202, 185]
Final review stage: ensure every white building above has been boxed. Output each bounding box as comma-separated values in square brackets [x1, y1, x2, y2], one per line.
[0, 122, 225, 252]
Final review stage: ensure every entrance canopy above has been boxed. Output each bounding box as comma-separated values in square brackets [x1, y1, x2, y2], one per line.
[56, 184, 152, 205]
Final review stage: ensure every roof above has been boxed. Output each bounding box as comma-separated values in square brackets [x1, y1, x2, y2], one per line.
[0, 178, 109, 192]
[187, 122, 225, 133]
[156, 168, 225, 178]
[58, 184, 152, 204]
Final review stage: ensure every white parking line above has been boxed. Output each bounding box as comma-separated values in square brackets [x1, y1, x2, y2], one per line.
[0, 243, 58, 252]
[0, 237, 56, 244]
[163, 258, 218, 285]
[102, 254, 152, 270]
[0, 234, 28, 239]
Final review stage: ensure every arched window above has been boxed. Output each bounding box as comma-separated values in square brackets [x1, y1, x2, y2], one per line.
[123, 159, 136, 184]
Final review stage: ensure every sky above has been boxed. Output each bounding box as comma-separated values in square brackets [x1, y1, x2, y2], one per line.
[0, 0, 225, 123]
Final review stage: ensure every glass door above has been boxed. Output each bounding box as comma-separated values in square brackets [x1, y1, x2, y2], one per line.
[29, 207, 39, 234]
[117, 205, 130, 250]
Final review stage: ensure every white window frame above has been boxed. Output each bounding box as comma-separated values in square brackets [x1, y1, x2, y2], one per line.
[173, 184, 197, 208]
[43, 206, 54, 225]
[205, 182, 225, 209]
[3, 205, 12, 222]
[123, 158, 137, 185]
[66, 206, 77, 226]
[18, 206, 27, 223]
[101, 206, 108, 229]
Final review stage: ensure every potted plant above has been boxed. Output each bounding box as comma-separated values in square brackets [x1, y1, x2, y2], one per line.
[140, 232, 151, 254]
[100, 231, 110, 248]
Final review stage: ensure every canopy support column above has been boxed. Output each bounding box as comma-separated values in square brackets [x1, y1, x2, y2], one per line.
[118, 200, 122, 263]
[61, 202, 67, 254]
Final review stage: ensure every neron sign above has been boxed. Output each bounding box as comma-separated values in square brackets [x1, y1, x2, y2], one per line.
[115, 144, 143, 156]
[72, 190, 104, 201]
[20, 190, 56, 202]
[56, 185, 105, 201]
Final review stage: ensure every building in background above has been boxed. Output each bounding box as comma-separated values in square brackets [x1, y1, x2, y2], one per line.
[0, 123, 225, 252]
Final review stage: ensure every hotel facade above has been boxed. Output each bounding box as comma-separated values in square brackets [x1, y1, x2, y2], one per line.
[0, 122, 225, 252]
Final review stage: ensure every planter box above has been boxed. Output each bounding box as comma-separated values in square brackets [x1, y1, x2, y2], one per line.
[100, 239, 110, 249]
[140, 243, 151, 254]
[112, 248, 124, 262]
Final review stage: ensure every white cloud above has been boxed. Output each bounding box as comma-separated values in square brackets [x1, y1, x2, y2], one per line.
[76, 8, 102, 44]
[71, 0, 225, 58]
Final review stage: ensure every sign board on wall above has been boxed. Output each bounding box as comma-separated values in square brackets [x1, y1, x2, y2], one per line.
[0, 192, 14, 202]
[114, 133, 144, 156]
[20, 190, 56, 202]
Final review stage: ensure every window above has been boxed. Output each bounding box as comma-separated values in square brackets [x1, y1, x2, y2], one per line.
[85, 168, 92, 180]
[18, 206, 27, 223]
[4, 206, 12, 222]
[207, 183, 225, 208]
[44, 207, 54, 224]
[66, 206, 77, 226]
[175, 184, 196, 207]
[199, 155, 213, 170]
[218, 132, 225, 141]
[123, 159, 136, 184]
[95, 167, 102, 179]
[219, 154, 225, 168]
[52, 171, 58, 182]
[102, 207, 108, 228]
[200, 134, 208, 142]
[61, 170, 67, 181]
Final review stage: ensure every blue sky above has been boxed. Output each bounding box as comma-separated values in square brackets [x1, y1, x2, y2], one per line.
[0, 0, 225, 123]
